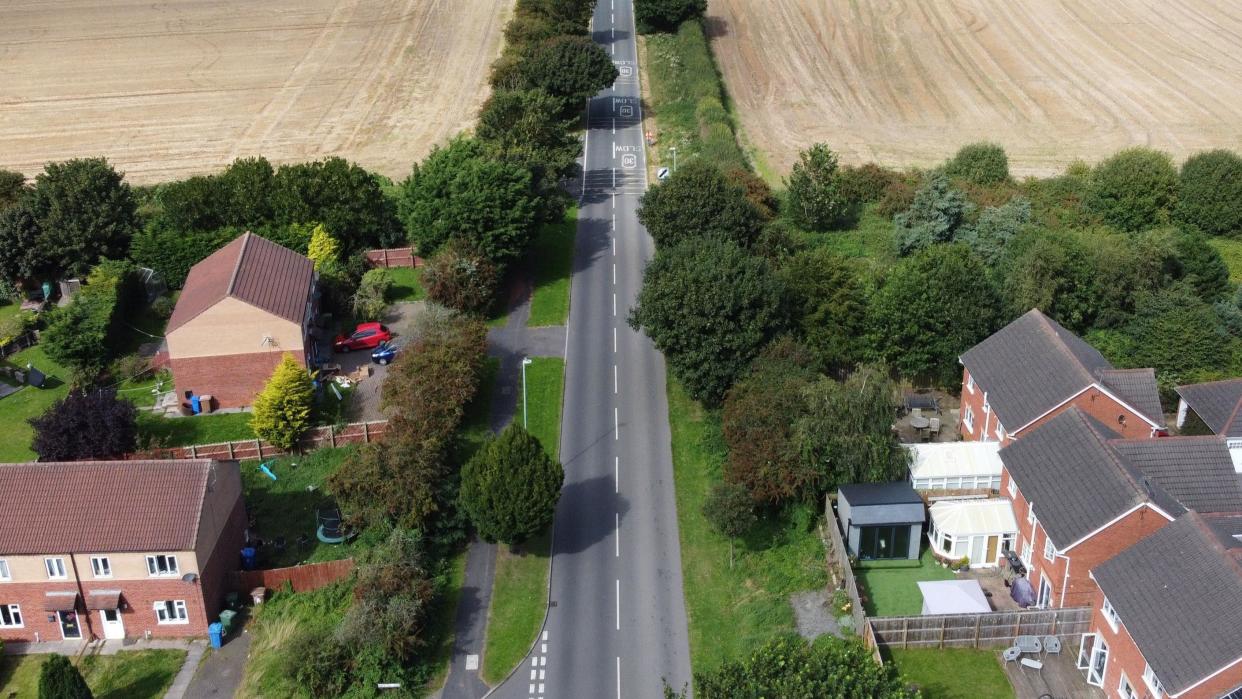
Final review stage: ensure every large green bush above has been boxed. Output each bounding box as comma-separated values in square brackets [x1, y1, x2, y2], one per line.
[636, 0, 706, 33]
[459, 424, 564, 544]
[1178, 149, 1242, 237]
[785, 144, 854, 231]
[944, 142, 1010, 185]
[893, 172, 972, 255]
[1087, 147, 1179, 232]
[637, 160, 763, 248]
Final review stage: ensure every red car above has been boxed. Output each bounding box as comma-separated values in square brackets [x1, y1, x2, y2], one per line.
[333, 322, 392, 353]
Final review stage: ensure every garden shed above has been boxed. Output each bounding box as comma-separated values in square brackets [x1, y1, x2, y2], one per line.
[836, 482, 924, 561]
[907, 442, 1003, 491]
[927, 499, 1017, 568]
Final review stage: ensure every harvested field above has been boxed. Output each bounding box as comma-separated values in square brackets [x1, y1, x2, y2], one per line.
[709, 0, 1242, 178]
[0, 0, 511, 184]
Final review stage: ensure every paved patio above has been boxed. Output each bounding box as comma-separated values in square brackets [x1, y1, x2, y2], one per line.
[958, 567, 1024, 612]
[895, 389, 961, 443]
[1003, 647, 1105, 699]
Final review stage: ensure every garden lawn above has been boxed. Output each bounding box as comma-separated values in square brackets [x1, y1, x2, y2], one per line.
[0, 345, 70, 462]
[1210, 237, 1242, 284]
[0, 649, 185, 699]
[887, 648, 1014, 699]
[668, 378, 828, 675]
[855, 548, 957, 617]
[136, 410, 255, 448]
[522, 357, 564, 454]
[527, 207, 576, 327]
[386, 266, 425, 303]
[240, 446, 359, 568]
[237, 580, 353, 699]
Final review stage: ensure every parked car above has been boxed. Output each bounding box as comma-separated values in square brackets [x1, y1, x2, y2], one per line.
[371, 339, 403, 365]
[333, 322, 392, 353]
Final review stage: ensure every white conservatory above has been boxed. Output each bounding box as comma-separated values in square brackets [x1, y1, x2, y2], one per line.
[907, 442, 1003, 491]
[927, 499, 1017, 568]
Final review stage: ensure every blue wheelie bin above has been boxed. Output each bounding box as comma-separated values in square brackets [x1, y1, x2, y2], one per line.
[208, 622, 223, 649]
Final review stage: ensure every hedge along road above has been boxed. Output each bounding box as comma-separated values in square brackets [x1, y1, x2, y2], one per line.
[488, 0, 692, 698]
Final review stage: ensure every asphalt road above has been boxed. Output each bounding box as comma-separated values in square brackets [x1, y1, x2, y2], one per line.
[489, 1, 693, 697]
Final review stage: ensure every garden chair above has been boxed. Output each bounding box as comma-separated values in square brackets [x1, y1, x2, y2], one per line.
[1002, 646, 1022, 663]
[1043, 635, 1062, 655]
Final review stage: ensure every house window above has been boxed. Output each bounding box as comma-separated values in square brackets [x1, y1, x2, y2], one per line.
[44, 557, 67, 580]
[1043, 537, 1056, 562]
[963, 406, 975, 432]
[90, 557, 111, 579]
[154, 600, 188, 624]
[0, 559, 9, 581]
[146, 555, 179, 577]
[997, 421, 1006, 441]
[1102, 596, 1120, 632]
[1027, 505, 1037, 526]
[1118, 674, 1136, 699]
[966, 374, 975, 394]
[1006, 477, 1017, 498]
[1021, 540, 1033, 566]
[1001, 534, 1015, 553]
[1143, 664, 1165, 698]
[1219, 686, 1242, 699]
[0, 604, 22, 628]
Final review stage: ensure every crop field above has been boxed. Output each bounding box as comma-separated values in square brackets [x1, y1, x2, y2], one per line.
[708, 0, 1242, 178]
[0, 0, 511, 184]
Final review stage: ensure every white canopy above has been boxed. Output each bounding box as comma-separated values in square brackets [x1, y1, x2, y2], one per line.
[918, 579, 991, 615]
[908, 442, 1002, 480]
[929, 499, 1017, 537]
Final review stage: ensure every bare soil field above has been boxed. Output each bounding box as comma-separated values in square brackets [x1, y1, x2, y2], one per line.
[709, 0, 1242, 178]
[0, 0, 511, 184]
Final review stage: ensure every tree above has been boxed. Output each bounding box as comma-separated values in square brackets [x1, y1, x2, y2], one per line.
[153, 175, 223, 233]
[637, 160, 764, 249]
[727, 168, 778, 220]
[785, 144, 852, 231]
[41, 262, 137, 385]
[0, 202, 53, 283]
[399, 137, 540, 267]
[351, 268, 392, 321]
[27, 158, 139, 279]
[629, 239, 786, 405]
[1178, 149, 1242, 238]
[250, 354, 314, 452]
[1124, 284, 1231, 390]
[0, 170, 24, 210]
[674, 635, 915, 699]
[702, 483, 755, 568]
[29, 389, 137, 461]
[337, 529, 439, 663]
[38, 655, 93, 699]
[893, 172, 973, 256]
[1087, 147, 1179, 232]
[476, 89, 580, 183]
[422, 240, 500, 315]
[216, 156, 275, 228]
[868, 244, 1002, 385]
[271, 157, 401, 250]
[503, 35, 618, 114]
[306, 224, 340, 271]
[957, 197, 1032, 266]
[460, 424, 564, 544]
[944, 142, 1010, 185]
[1171, 229, 1231, 302]
[635, 0, 706, 33]
[779, 248, 867, 370]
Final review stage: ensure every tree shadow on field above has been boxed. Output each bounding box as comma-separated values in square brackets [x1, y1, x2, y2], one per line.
[703, 16, 731, 39]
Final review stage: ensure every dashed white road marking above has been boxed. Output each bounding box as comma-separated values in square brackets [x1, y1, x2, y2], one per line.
[616, 512, 620, 556]
[615, 456, 620, 493]
[617, 657, 622, 699]
[613, 327, 617, 353]
[614, 364, 618, 394]
[612, 293, 617, 317]
[614, 407, 619, 440]
[615, 578, 621, 630]
[612, 263, 616, 285]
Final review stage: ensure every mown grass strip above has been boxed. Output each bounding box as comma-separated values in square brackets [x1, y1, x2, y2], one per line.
[527, 206, 577, 327]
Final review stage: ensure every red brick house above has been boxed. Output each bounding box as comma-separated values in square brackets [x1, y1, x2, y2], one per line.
[959, 309, 1165, 444]
[0, 460, 246, 642]
[1085, 512, 1242, 698]
[999, 407, 1242, 609]
[166, 232, 317, 410]
[1176, 378, 1242, 471]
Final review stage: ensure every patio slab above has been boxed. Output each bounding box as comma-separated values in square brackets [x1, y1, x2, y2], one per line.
[1003, 647, 1105, 699]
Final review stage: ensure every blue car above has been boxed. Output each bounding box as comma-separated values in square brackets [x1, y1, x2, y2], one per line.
[371, 340, 400, 365]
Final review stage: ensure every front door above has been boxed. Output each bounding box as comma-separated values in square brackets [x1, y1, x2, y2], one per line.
[986, 535, 999, 565]
[99, 609, 124, 640]
[58, 610, 82, 640]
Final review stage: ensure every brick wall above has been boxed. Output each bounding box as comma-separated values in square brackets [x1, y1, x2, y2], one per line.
[1018, 386, 1160, 440]
[0, 581, 88, 643]
[0, 578, 211, 642]
[171, 349, 306, 410]
[198, 497, 248, 623]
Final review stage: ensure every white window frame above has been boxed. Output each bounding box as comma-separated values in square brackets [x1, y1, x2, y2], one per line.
[1006, 477, 1017, 498]
[963, 406, 975, 432]
[44, 557, 67, 580]
[0, 559, 10, 582]
[997, 421, 1007, 441]
[0, 603, 22, 628]
[1021, 540, 1033, 566]
[1027, 504, 1037, 526]
[1043, 537, 1056, 562]
[154, 600, 189, 625]
[1118, 673, 1136, 699]
[1143, 664, 1165, 698]
[1102, 596, 1120, 633]
[90, 556, 112, 579]
[966, 374, 975, 394]
[146, 554, 179, 577]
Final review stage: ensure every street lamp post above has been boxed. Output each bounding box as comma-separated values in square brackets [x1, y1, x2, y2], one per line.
[670, 146, 677, 173]
[521, 357, 533, 429]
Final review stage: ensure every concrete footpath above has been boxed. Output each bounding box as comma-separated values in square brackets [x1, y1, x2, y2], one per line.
[182, 631, 250, 699]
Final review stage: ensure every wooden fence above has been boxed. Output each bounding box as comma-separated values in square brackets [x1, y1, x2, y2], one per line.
[128, 420, 388, 461]
[866, 606, 1092, 650]
[365, 247, 421, 269]
[0, 331, 37, 360]
[822, 496, 867, 637]
[233, 558, 354, 594]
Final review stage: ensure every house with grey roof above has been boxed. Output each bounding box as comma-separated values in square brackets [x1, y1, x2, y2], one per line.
[1086, 512, 1242, 698]
[998, 407, 1242, 609]
[1176, 378, 1242, 472]
[959, 309, 1165, 444]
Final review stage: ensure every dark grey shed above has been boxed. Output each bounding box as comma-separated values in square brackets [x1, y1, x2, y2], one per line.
[836, 482, 924, 561]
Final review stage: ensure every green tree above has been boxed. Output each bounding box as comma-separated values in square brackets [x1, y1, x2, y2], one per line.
[153, 175, 223, 233]
[249, 354, 314, 452]
[785, 144, 852, 231]
[944, 142, 1010, 185]
[1124, 284, 1231, 389]
[635, 0, 706, 33]
[271, 157, 400, 250]
[893, 172, 973, 256]
[0, 169, 24, 210]
[998, 229, 1099, 333]
[779, 247, 867, 370]
[1171, 229, 1231, 302]
[957, 197, 1032, 266]
[637, 160, 764, 249]
[1087, 147, 1179, 232]
[1177, 149, 1242, 238]
[30, 389, 138, 461]
[351, 267, 392, 322]
[502, 35, 619, 114]
[41, 262, 140, 384]
[0, 202, 53, 283]
[460, 424, 565, 544]
[217, 156, 275, 228]
[702, 482, 755, 568]
[476, 88, 580, 184]
[629, 239, 786, 405]
[868, 244, 1002, 385]
[306, 224, 340, 271]
[38, 655, 93, 699]
[337, 529, 439, 663]
[27, 158, 139, 278]
[422, 239, 500, 315]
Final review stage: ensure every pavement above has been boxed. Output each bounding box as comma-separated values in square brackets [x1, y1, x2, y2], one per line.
[182, 631, 251, 699]
[488, 1, 694, 696]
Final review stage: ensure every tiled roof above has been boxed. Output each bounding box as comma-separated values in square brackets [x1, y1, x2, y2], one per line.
[1093, 512, 1242, 695]
[0, 460, 221, 554]
[1109, 437, 1242, 513]
[1176, 378, 1242, 438]
[166, 232, 314, 334]
[960, 309, 1163, 432]
[999, 409, 1183, 547]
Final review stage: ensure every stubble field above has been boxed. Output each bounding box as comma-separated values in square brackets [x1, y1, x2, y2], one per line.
[0, 0, 511, 184]
[708, 0, 1242, 178]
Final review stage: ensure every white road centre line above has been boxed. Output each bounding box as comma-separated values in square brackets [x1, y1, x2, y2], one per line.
[612, 263, 616, 285]
[612, 292, 617, 317]
[613, 327, 617, 353]
[612, 237, 616, 256]
[615, 578, 621, 630]
[614, 364, 618, 394]
[612, 118, 616, 135]
[611, 12, 615, 24]
[615, 456, 619, 492]
[615, 512, 620, 556]
[615, 407, 619, 440]
[612, 141, 616, 159]
[617, 657, 621, 699]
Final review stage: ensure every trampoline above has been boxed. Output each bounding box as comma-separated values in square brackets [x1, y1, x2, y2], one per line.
[316, 505, 352, 544]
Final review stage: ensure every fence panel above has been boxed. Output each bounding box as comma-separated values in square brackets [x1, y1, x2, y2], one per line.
[127, 420, 388, 461]
[822, 496, 866, 635]
[364, 248, 421, 269]
[866, 607, 1092, 650]
[232, 558, 355, 594]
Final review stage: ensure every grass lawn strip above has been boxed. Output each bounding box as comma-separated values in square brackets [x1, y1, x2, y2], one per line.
[527, 206, 577, 327]
[0, 649, 185, 699]
[0, 346, 70, 462]
[855, 547, 957, 617]
[386, 266, 425, 303]
[887, 648, 1014, 699]
[667, 378, 827, 675]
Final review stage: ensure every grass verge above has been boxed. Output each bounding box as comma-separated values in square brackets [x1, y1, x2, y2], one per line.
[886, 648, 1014, 699]
[667, 378, 827, 675]
[0, 649, 185, 699]
[386, 266, 425, 303]
[527, 207, 577, 327]
[855, 548, 956, 617]
[522, 357, 565, 454]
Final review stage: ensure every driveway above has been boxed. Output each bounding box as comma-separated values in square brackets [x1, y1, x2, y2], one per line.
[333, 301, 422, 423]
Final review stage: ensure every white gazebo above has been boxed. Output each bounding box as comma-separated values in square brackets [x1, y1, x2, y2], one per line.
[918, 580, 991, 615]
[927, 498, 1017, 568]
[906, 442, 1003, 491]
